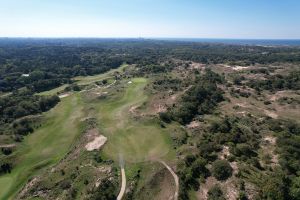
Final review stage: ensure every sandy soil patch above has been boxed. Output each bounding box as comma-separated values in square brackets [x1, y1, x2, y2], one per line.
[197, 176, 239, 200]
[245, 182, 259, 200]
[236, 103, 249, 108]
[269, 91, 286, 101]
[264, 135, 276, 145]
[129, 105, 138, 114]
[197, 177, 217, 200]
[232, 66, 250, 71]
[95, 166, 112, 187]
[230, 161, 239, 175]
[189, 62, 206, 71]
[224, 178, 239, 200]
[218, 146, 230, 160]
[261, 135, 279, 166]
[221, 64, 250, 71]
[17, 177, 39, 199]
[0, 144, 16, 148]
[268, 90, 300, 102]
[155, 104, 167, 113]
[187, 121, 200, 129]
[264, 110, 278, 119]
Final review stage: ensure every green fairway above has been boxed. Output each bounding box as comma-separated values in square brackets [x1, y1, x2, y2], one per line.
[96, 78, 173, 163]
[0, 94, 84, 199]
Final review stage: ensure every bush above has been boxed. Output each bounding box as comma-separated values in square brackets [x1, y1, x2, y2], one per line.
[208, 185, 225, 200]
[261, 173, 290, 200]
[159, 112, 172, 123]
[234, 143, 257, 158]
[212, 160, 233, 181]
[92, 179, 117, 200]
[238, 191, 248, 200]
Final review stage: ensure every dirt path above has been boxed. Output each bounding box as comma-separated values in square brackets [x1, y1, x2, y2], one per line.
[117, 165, 126, 200]
[160, 161, 179, 200]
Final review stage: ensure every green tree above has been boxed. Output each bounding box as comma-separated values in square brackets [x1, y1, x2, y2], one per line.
[212, 160, 233, 181]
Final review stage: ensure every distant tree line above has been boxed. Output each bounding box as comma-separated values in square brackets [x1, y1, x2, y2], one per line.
[1, 39, 300, 92]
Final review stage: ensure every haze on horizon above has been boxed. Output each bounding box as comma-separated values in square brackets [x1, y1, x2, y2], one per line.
[0, 0, 300, 39]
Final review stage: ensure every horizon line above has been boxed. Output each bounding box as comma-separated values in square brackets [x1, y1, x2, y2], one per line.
[0, 37, 300, 40]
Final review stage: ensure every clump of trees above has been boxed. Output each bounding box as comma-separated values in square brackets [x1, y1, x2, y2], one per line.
[161, 69, 224, 124]
[248, 71, 300, 91]
[0, 89, 60, 143]
[90, 179, 117, 200]
[211, 160, 233, 181]
[177, 154, 210, 199]
[0, 90, 60, 124]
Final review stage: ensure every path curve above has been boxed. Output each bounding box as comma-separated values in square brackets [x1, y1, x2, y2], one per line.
[117, 165, 126, 200]
[159, 161, 179, 200]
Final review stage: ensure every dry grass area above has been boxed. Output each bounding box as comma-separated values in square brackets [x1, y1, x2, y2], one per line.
[220, 86, 300, 121]
[134, 165, 176, 200]
[196, 176, 239, 200]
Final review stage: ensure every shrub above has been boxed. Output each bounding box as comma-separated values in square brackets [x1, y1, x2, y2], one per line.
[159, 112, 172, 123]
[208, 185, 225, 200]
[212, 160, 233, 181]
[234, 143, 257, 158]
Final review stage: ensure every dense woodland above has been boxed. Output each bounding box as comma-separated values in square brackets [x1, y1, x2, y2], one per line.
[1, 39, 300, 92]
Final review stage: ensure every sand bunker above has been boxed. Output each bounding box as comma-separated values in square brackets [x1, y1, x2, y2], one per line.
[85, 135, 107, 151]
[58, 93, 71, 99]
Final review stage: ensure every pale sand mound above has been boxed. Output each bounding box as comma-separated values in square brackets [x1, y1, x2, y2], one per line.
[85, 135, 107, 151]
[58, 93, 71, 99]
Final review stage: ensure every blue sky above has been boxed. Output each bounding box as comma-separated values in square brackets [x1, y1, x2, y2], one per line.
[0, 0, 299, 38]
